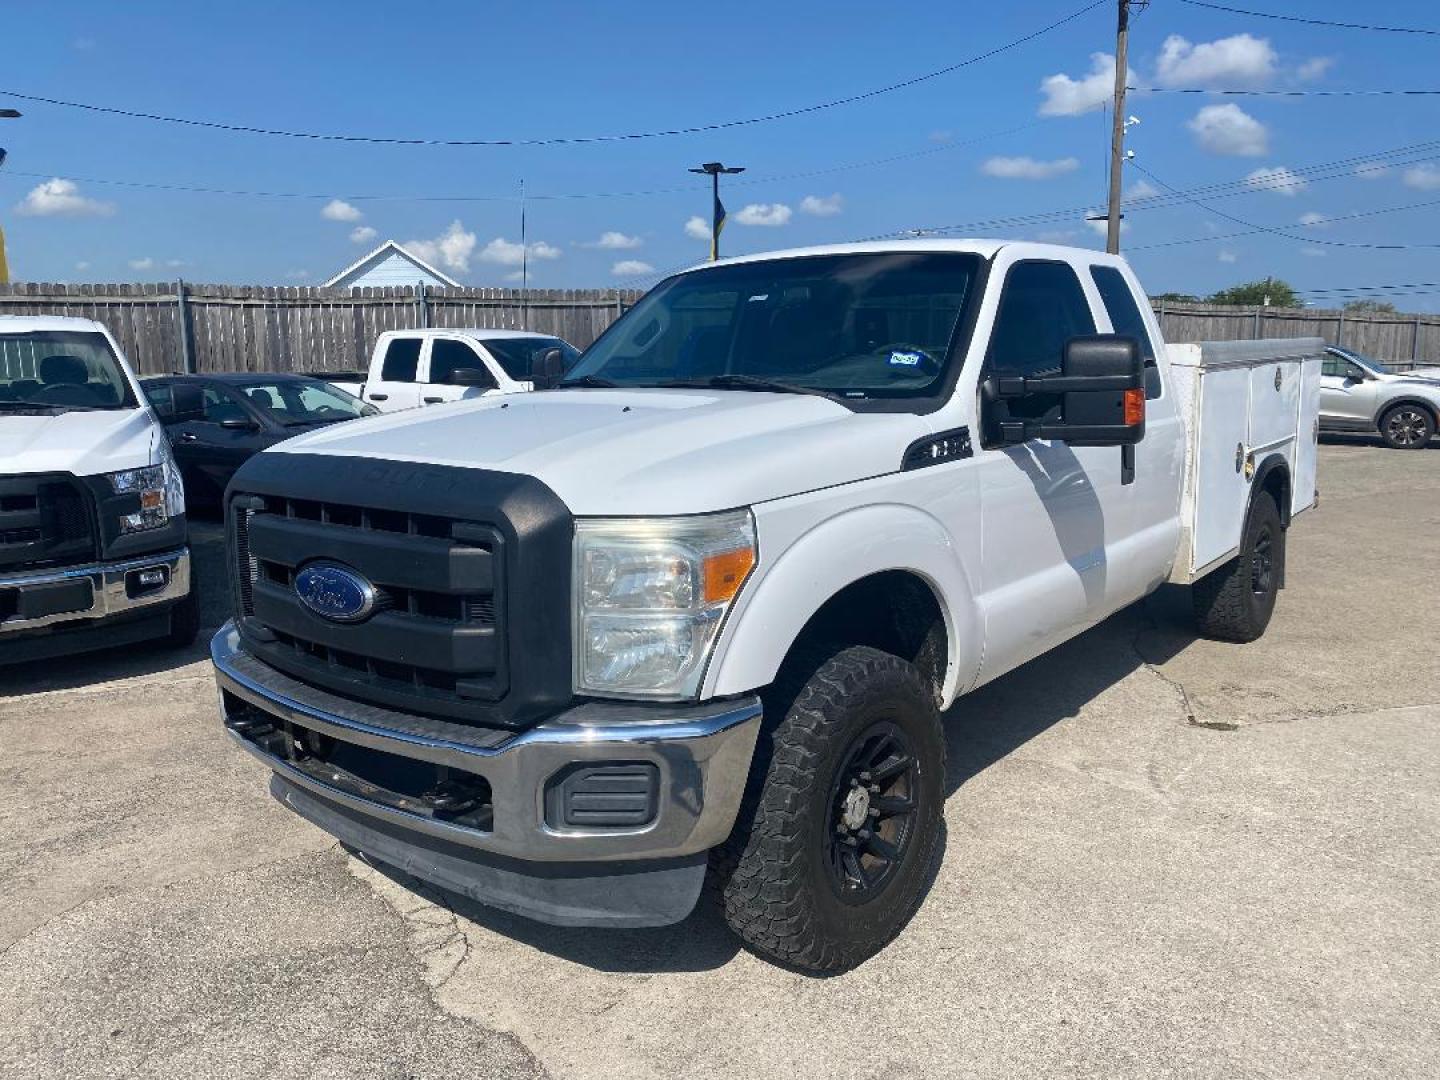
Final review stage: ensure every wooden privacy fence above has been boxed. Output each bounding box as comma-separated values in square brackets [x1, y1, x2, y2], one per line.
[0, 282, 641, 376]
[1, 282, 1437, 376]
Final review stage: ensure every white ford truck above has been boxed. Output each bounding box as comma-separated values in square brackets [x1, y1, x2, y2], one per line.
[2, 316, 202, 664]
[318, 328, 579, 412]
[211, 241, 1321, 971]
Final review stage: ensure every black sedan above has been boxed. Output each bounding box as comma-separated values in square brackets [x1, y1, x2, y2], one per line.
[142, 373, 377, 510]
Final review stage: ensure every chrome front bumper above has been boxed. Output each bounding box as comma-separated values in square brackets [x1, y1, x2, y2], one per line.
[211, 622, 763, 865]
[0, 548, 190, 635]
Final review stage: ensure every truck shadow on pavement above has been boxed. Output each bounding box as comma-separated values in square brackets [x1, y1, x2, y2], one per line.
[364, 588, 1199, 976]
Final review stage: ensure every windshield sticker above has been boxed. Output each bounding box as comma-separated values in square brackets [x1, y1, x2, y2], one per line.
[888, 350, 924, 367]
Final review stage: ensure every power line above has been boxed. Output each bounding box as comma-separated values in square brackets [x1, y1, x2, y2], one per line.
[1130, 86, 1440, 97]
[1129, 160, 1440, 250]
[1128, 197, 1440, 251]
[1176, 0, 1440, 36]
[0, 3, 1104, 148]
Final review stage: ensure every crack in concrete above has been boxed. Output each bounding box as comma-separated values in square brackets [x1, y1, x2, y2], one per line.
[1131, 606, 1206, 729]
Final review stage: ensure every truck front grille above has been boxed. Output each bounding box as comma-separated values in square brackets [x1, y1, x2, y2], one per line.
[0, 474, 98, 573]
[226, 454, 574, 729]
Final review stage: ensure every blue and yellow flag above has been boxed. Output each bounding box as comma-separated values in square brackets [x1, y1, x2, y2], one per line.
[711, 194, 727, 261]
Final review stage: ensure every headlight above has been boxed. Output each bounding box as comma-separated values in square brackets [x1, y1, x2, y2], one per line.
[106, 463, 171, 534]
[574, 509, 757, 699]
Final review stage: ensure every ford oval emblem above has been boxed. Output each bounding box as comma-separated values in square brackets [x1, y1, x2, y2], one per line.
[294, 562, 377, 623]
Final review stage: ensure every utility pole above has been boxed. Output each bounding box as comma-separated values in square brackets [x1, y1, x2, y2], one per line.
[689, 162, 744, 261]
[1105, 0, 1131, 255]
[0, 108, 21, 285]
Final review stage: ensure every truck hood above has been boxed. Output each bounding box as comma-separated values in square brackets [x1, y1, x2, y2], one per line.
[0, 407, 158, 478]
[269, 389, 925, 515]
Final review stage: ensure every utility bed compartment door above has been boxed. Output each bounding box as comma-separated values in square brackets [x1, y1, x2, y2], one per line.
[1170, 338, 1325, 582]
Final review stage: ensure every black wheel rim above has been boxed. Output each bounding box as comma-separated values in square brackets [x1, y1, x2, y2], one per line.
[1251, 526, 1275, 597]
[824, 722, 919, 905]
[1386, 409, 1429, 446]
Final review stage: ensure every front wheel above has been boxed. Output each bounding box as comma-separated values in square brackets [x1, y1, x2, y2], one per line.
[717, 645, 945, 972]
[1379, 403, 1434, 450]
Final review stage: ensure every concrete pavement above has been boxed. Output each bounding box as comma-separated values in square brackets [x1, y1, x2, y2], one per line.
[1, 440, 1436, 1079]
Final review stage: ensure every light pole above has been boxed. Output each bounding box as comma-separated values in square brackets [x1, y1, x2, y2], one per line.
[0, 107, 20, 285]
[689, 161, 744, 261]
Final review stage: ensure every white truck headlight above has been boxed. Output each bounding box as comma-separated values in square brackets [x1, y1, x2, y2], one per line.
[107, 463, 171, 534]
[574, 510, 756, 699]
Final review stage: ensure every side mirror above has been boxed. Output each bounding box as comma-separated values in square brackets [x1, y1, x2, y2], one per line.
[219, 416, 259, 431]
[989, 334, 1145, 447]
[532, 347, 566, 390]
[445, 367, 493, 387]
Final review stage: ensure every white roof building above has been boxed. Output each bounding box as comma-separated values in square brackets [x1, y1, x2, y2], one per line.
[324, 240, 461, 290]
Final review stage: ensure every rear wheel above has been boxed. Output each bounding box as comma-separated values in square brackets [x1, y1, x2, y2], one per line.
[715, 645, 944, 972]
[1192, 492, 1284, 643]
[1378, 403, 1434, 450]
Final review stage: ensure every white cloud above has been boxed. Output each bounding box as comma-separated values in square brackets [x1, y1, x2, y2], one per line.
[928, 130, 954, 143]
[800, 193, 844, 217]
[1403, 165, 1440, 191]
[1245, 166, 1307, 196]
[350, 225, 377, 244]
[1155, 33, 1277, 87]
[403, 220, 479, 273]
[74, 261, 90, 271]
[472, 235, 562, 268]
[1218, 250, 1238, 264]
[1297, 57, 1334, 81]
[1299, 212, 1329, 228]
[584, 231, 642, 250]
[128, 257, 154, 270]
[1123, 179, 1162, 202]
[1188, 104, 1268, 156]
[285, 269, 310, 280]
[165, 259, 185, 268]
[982, 156, 1080, 180]
[612, 260, 654, 277]
[72, 36, 96, 51]
[1039, 53, 1124, 116]
[684, 216, 711, 240]
[733, 203, 793, 226]
[321, 199, 363, 222]
[15, 178, 115, 218]
[1036, 229, 1078, 242]
[1299, 247, 1327, 257]
[1355, 162, 1390, 181]
[504, 270, 527, 282]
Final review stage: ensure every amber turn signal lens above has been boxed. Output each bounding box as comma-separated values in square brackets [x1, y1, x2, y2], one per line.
[1123, 387, 1145, 427]
[140, 489, 164, 510]
[703, 547, 756, 604]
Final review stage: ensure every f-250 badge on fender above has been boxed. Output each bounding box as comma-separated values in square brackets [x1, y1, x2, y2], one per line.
[294, 562, 377, 623]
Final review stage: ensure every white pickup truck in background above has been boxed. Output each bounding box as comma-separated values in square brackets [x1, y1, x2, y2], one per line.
[2, 316, 203, 663]
[317, 328, 579, 412]
[210, 240, 1322, 972]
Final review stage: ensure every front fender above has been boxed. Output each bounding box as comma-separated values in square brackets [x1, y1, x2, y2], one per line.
[702, 503, 981, 709]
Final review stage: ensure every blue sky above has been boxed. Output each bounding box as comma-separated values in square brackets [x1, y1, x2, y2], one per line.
[2, 1, 1438, 310]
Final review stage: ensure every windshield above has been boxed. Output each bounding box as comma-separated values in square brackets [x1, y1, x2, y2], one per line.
[564, 252, 982, 400]
[234, 379, 372, 425]
[0, 330, 138, 412]
[1334, 348, 1388, 376]
[482, 337, 580, 381]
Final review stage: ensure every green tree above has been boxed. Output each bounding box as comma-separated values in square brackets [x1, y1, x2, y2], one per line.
[1342, 299, 1398, 314]
[1207, 278, 1300, 308]
[1151, 292, 1200, 304]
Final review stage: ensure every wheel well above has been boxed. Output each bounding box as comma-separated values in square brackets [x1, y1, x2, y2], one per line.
[1254, 455, 1292, 527]
[781, 571, 947, 700]
[1376, 397, 1438, 427]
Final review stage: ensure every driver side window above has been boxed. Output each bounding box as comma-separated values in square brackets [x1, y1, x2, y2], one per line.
[202, 387, 248, 425]
[985, 261, 1096, 377]
[428, 339, 496, 388]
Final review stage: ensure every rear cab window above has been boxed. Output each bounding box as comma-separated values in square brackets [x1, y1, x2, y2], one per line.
[379, 337, 422, 382]
[1089, 265, 1163, 399]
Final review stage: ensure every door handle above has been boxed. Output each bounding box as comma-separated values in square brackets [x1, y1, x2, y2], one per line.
[423, 396, 444, 404]
[179, 432, 199, 442]
[368, 393, 388, 401]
